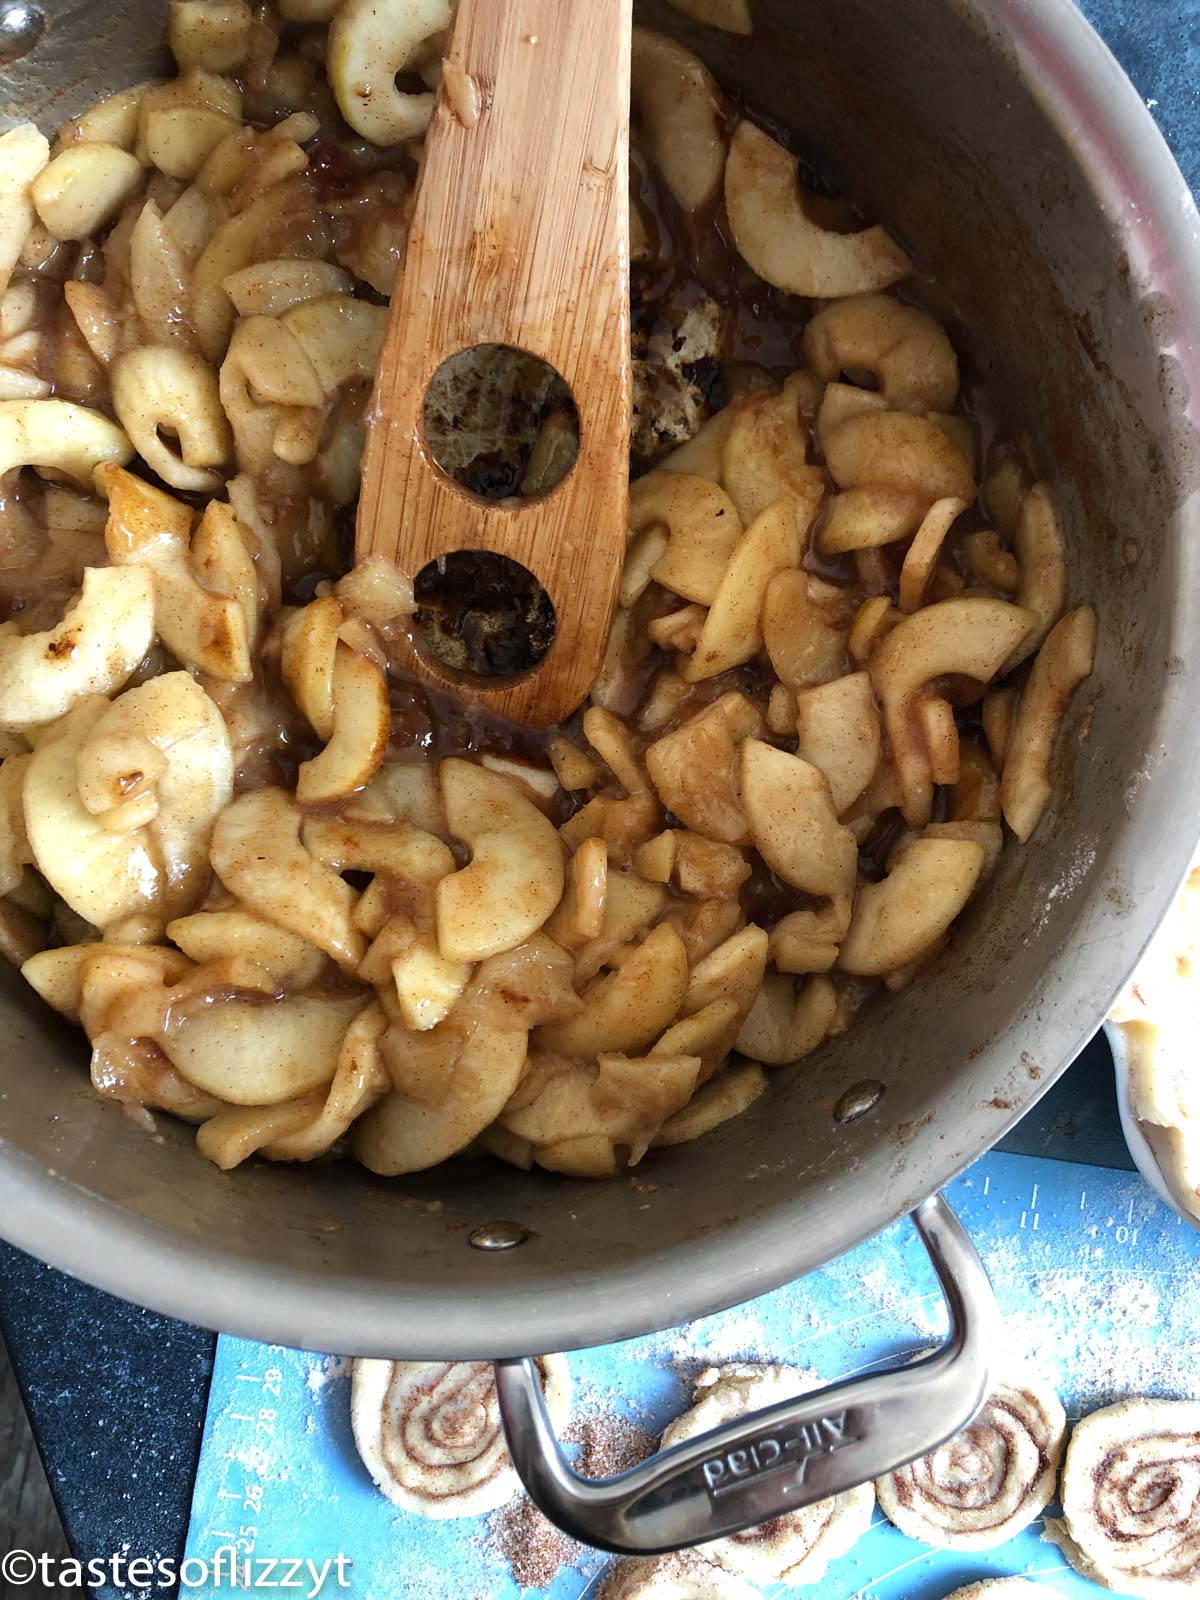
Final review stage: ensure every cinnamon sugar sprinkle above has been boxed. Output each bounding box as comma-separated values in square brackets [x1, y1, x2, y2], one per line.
[485, 1411, 654, 1589]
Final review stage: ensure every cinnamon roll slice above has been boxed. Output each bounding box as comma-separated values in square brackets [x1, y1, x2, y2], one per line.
[876, 1366, 1065, 1549]
[599, 1553, 759, 1599]
[1051, 1397, 1200, 1596]
[659, 1364, 875, 1584]
[350, 1355, 570, 1518]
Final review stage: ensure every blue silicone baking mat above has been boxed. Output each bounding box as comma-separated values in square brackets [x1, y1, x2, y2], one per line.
[183, 1150, 1200, 1598]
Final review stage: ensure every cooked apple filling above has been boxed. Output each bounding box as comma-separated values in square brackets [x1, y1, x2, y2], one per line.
[0, 2, 1095, 1178]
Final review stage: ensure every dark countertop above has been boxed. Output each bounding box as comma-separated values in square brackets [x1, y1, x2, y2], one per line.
[2, 0, 1198, 1592]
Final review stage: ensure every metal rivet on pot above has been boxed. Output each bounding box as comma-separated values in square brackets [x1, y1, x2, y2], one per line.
[833, 1079, 886, 1124]
[468, 1219, 531, 1251]
[0, 3, 44, 64]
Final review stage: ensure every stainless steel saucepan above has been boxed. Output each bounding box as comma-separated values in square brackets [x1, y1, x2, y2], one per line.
[1, 0, 1198, 1556]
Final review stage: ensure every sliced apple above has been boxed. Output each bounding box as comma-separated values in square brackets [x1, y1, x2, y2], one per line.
[898, 497, 968, 614]
[761, 570, 849, 689]
[101, 465, 254, 682]
[768, 896, 852, 976]
[794, 671, 881, 815]
[671, 833, 751, 899]
[645, 693, 761, 845]
[652, 996, 741, 1083]
[281, 294, 388, 398]
[0, 752, 31, 894]
[256, 1002, 390, 1162]
[327, 0, 449, 144]
[802, 293, 959, 411]
[818, 486, 925, 556]
[870, 597, 1034, 827]
[982, 686, 1018, 769]
[0, 566, 154, 729]
[739, 739, 857, 896]
[22, 941, 191, 1020]
[437, 759, 564, 962]
[838, 838, 984, 976]
[356, 760, 445, 837]
[499, 1050, 701, 1172]
[735, 973, 838, 1065]
[571, 868, 667, 983]
[630, 470, 743, 605]
[630, 28, 727, 212]
[660, 404, 739, 482]
[720, 381, 825, 527]
[166, 908, 325, 986]
[725, 120, 910, 297]
[663, 897, 742, 965]
[354, 1024, 527, 1176]
[25, 676, 232, 929]
[682, 925, 768, 1018]
[923, 820, 1004, 881]
[581, 705, 649, 797]
[163, 992, 367, 1104]
[815, 383, 888, 455]
[653, 1059, 767, 1147]
[536, 922, 688, 1056]
[211, 787, 365, 971]
[683, 499, 800, 682]
[295, 643, 389, 806]
[1000, 605, 1097, 843]
[544, 836, 608, 949]
[303, 813, 453, 886]
[389, 934, 472, 1032]
[1006, 482, 1067, 670]
[824, 411, 975, 504]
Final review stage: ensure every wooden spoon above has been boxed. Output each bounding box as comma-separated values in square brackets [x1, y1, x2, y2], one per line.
[356, 0, 633, 728]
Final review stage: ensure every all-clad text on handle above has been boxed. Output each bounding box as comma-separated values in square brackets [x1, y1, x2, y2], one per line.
[493, 1193, 998, 1556]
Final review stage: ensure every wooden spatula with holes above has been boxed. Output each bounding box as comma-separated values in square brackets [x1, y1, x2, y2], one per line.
[355, 0, 632, 728]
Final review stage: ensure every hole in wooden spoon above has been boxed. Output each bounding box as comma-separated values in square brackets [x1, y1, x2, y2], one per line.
[412, 551, 556, 679]
[422, 343, 580, 500]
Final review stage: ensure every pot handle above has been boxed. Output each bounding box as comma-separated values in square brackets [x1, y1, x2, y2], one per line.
[494, 1192, 996, 1555]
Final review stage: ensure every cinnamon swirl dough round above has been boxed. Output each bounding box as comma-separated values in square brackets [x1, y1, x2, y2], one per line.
[1052, 1397, 1200, 1597]
[599, 1552, 759, 1600]
[350, 1354, 570, 1518]
[876, 1366, 1065, 1549]
[659, 1364, 875, 1584]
